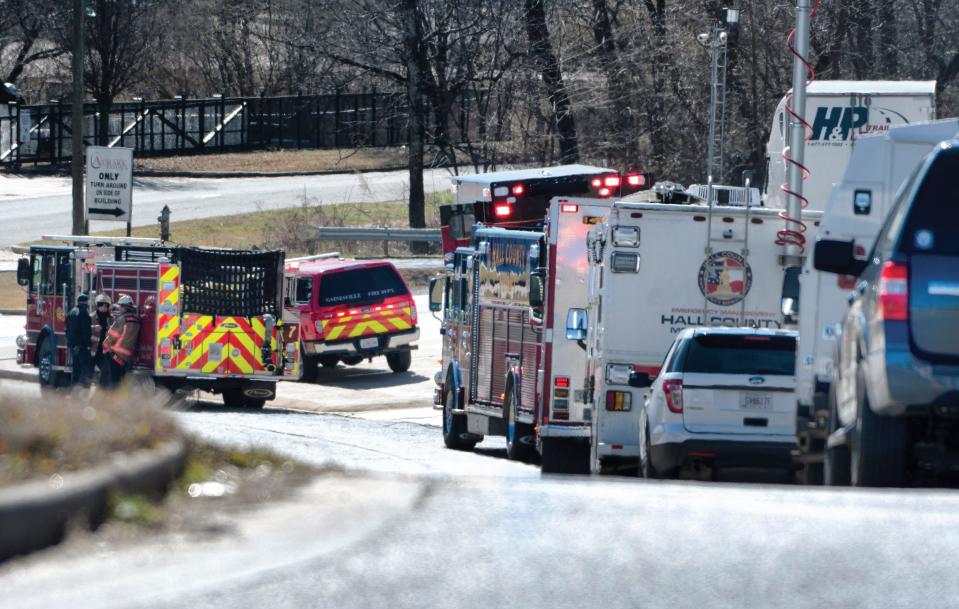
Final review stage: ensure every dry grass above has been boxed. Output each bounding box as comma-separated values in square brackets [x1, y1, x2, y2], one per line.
[0, 272, 24, 309]
[133, 148, 410, 174]
[0, 386, 180, 487]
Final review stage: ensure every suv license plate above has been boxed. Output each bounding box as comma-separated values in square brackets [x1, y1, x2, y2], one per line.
[741, 394, 772, 410]
[360, 337, 379, 349]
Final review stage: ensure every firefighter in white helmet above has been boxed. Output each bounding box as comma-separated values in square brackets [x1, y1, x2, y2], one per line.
[101, 294, 141, 388]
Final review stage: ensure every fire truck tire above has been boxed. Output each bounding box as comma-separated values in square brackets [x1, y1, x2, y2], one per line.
[300, 354, 318, 382]
[319, 355, 339, 368]
[37, 338, 63, 391]
[443, 384, 477, 451]
[504, 390, 533, 462]
[386, 351, 411, 373]
[540, 438, 590, 475]
[342, 356, 363, 366]
[221, 389, 266, 409]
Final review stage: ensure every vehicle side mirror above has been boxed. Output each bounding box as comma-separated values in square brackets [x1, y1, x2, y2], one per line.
[16, 257, 30, 286]
[428, 276, 443, 312]
[283, 296, 293, 307]
[628, 371, 652, 388]
[814, 239, 869, 277]
[566, 308, 588, 340]
[529, 270, 545, 309]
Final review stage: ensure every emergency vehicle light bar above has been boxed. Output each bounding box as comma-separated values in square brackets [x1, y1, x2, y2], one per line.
[41, 234, 165, 247]
[287, 251, 341, 263]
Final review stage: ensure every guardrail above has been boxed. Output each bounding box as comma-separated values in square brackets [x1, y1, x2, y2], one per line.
[297, 225, 441, 256]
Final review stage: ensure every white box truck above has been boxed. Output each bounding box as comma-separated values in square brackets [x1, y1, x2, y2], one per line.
[578, 193, 821, 473]
[793, 119, 959, 482]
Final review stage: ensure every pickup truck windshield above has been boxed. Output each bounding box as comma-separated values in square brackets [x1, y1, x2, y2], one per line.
[319, 266, 407, 307]
[681, 334, 796, 376]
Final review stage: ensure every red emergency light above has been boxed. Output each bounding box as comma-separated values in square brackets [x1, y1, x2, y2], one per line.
[591, 178, 602, 188]
[604, 175, 621, 188]
[554, 376, 570, 388]
[598, 187, 611, 197]
[494, 203, 512, 218]
[626, 173, 645, 187]
[511, 184, 525, 196]
[560, 203, 579, 213]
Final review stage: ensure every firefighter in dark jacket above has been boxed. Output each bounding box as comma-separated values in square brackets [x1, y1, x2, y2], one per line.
[101, 294, 141, 388]
[92, 293, 113, 385]
[65, 293, 94, 387]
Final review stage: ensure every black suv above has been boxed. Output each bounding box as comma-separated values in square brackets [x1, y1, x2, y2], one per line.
[815, 140, 959, 487]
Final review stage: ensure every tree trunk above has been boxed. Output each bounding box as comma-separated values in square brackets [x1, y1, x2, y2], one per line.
[401, 0, 427, 248]
[96, 97, 111, 146]
[525, 0, 579, 164]
[591, 0, 637, 164]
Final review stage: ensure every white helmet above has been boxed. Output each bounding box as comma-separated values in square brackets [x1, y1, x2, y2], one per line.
[117, 294, 135, 307]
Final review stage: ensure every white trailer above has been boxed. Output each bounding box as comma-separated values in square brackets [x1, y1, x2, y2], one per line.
[794, 118, 959, 481]
[580, 195, 821, 473]
[763, 81, 936, 212]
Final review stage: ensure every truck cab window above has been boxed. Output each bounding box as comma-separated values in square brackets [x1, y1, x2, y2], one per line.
[39, 253, 57, 295]
[295, 277, 313, 304]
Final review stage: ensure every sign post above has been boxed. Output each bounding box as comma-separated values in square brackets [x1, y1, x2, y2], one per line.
[85, 146, 134, 235]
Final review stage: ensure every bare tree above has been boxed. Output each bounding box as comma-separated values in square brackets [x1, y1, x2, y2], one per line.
[0, 0, 65, 86]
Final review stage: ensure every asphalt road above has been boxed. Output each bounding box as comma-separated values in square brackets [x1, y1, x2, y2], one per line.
[4, 299, 959, 606]
[0, 168, 453, 249]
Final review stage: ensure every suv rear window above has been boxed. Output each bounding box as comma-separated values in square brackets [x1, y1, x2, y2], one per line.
[900, 147, 959, 256]
[319, 266, 407, 307]
[681, 334, 796, 376]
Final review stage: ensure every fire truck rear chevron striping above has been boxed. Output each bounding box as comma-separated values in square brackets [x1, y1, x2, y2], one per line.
[430, 198, 615, 473]
[580, 195, 823, 474]
[16, 236, 295, 406]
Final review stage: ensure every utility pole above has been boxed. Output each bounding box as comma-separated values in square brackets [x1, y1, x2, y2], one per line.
[783, 0, 812, 267]
[71, 0, 85, 236]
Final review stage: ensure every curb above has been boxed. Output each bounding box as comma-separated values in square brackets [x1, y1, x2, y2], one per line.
[0, 367, 34, 383]
[0, 439, 187, 562]
[0, 308, 26, 315]
[4, 163, 462, 180]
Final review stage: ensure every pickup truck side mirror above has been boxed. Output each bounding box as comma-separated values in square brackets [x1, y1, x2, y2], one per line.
[428, 276, 442, 312]
[16, 257, 30, 286]
[628, 371, 652, 388]
[814, 239, 869, 277]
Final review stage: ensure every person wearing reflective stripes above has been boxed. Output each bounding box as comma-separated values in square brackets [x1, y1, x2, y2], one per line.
[101, 294, 141, 388]
[92, 293, 113, 386]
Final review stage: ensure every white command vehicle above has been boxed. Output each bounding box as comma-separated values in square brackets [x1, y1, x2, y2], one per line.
[793, 118, 959, 480]
[580, 195, 821, 474]
[764, 81, 936, 212]
[640, 328, 799, 479]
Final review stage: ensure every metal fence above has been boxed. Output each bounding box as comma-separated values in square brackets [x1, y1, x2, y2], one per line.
[296, 225, 441, 257]
[1, 91, 475, 168]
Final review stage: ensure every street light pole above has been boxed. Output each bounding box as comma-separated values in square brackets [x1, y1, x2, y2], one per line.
[71, 0, 85, 236]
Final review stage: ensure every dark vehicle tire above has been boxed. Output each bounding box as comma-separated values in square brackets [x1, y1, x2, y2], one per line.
[504, 389, 533, 462]
[386, 350, 412, 373]
[244, 398, 267, 409]
[640, 422, 658, 479]
[824, 383, 851, 486]
[342, 356, 363, 366]
[541, 438, 590, 475]
[851, 367, 910, 487]
[300, 354, 318, 382]
[319, 355, 339, 368]
[222, 388, 244, 408]
[37, 338, 63, 392]
[443, 383, 477, 451]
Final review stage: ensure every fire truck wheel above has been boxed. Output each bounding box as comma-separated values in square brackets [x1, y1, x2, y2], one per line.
[505, 390, 533, 461]
[300, 354, 318, 382]
[37, 338, 63, 391]
[342, 356, 363, 366]
[443, 384, 477, 451]
[386, 351, 411, 373]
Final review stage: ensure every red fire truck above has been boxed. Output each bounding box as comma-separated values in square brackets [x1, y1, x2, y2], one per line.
[282, 254, 419, 380]
[441, 164, 648, 255]
[429, 197, 617, 473]
[15, 235, 296, 406]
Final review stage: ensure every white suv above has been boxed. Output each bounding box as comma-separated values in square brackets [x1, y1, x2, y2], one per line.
[637, 327, 798, 479]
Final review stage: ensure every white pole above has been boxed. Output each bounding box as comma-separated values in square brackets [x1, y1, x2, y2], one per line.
[784, 0, 812, 265]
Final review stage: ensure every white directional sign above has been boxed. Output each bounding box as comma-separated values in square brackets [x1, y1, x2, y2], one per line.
[85, 146, 133, 222]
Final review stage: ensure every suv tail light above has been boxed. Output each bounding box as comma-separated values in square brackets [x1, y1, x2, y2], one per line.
[663, 379, 684, 413]
[878, 261, 908, 321]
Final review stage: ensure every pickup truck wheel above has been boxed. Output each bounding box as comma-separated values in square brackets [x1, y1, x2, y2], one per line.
[824, 382, 850, 486]
[386, 350, 411, 373]
[504, 390, 533, 462]
[541, 438, 589, 475]
[443, 384, 476, 451]
[851, 367, 909, 487]
[640, 422, 658, 479]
